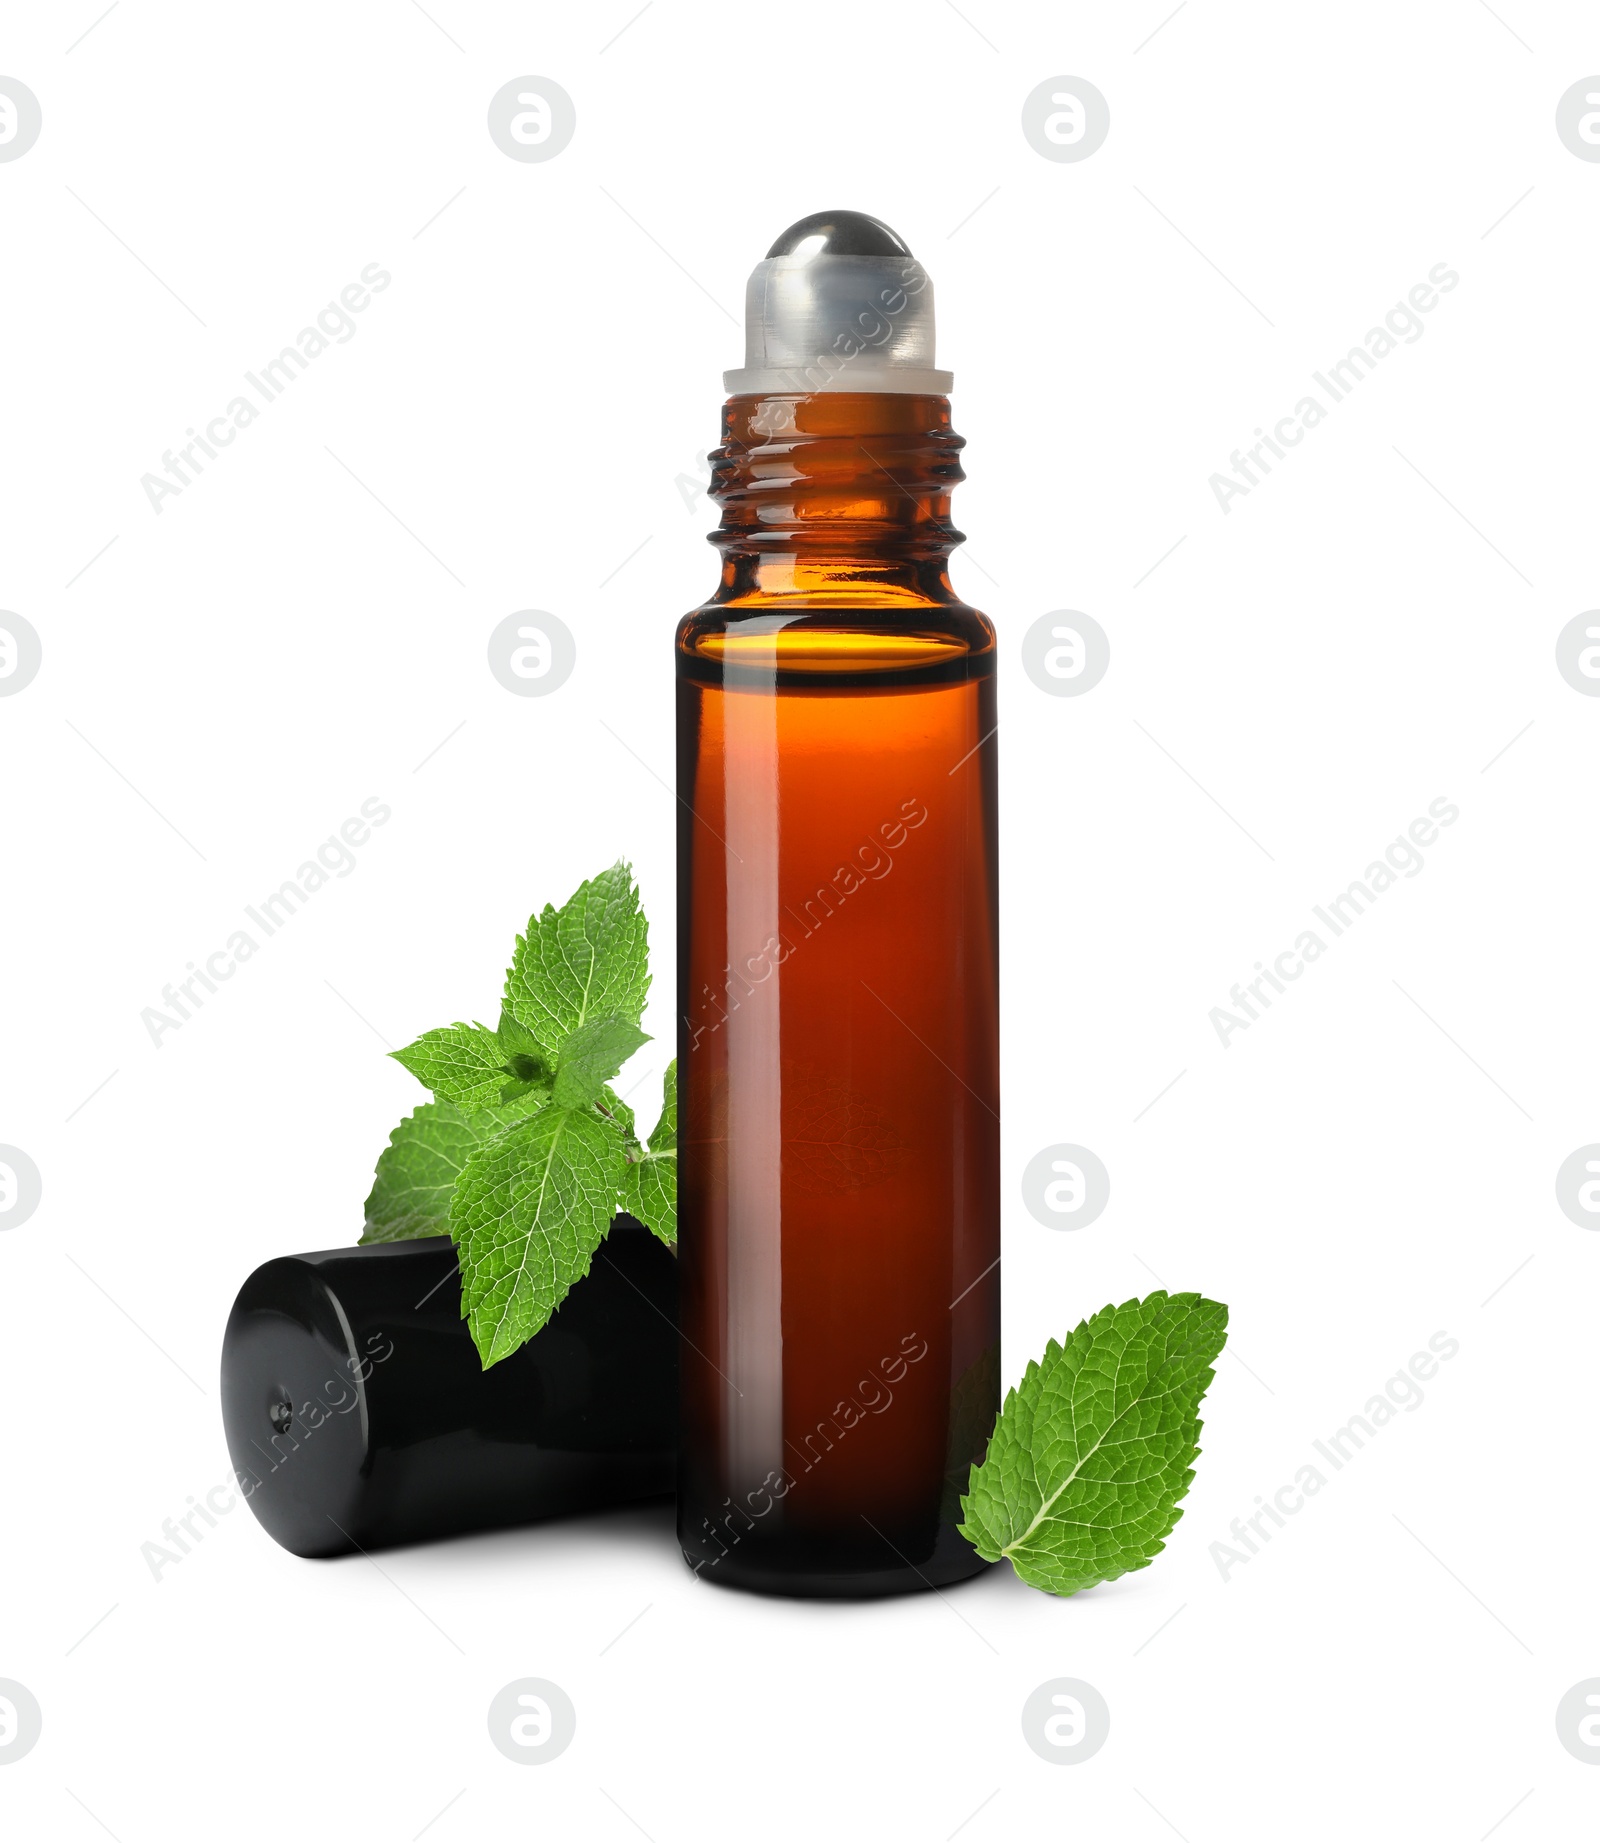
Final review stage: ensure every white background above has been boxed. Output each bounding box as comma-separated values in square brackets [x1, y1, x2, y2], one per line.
[2, 1, 1597, 1836]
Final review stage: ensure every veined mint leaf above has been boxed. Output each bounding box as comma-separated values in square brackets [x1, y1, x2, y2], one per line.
[622, 1060, 676, 1246]
[496, 1011, 550, 1084]
[497, 1010, 544, 1057]
[551, 1015, 650, 1110]
[361, 1100, 531, 1244]
[451, 1104, 627, 1367]
[594, 1085, 637, 1145]
[503, 862, 650, 1056]
[959, 1291, 1228, 1596]
[392, 1021, 536, 1111]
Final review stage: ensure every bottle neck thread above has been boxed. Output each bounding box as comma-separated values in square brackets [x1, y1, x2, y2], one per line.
[707, 392, 966, 604]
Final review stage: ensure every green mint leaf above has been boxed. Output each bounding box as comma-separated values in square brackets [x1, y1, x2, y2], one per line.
[361, 1099, 533, 1244]
[392, 1020, 541, 1111]
[594, 1084, 637, 1145]
[503, 861, 650, 1056]
[450, 1104, 628, 1367]
[496, 1011, 550, 1082]
[392, 1021, 506, 1107]
[959, 1291, 1228, 1596]
[622, 1060, 676, 1246]
[643, 1061, 674, 1154]
[551, 1015, 650, 1110]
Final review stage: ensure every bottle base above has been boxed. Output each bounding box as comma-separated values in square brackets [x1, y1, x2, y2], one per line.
[679, 1522, 994, 1600]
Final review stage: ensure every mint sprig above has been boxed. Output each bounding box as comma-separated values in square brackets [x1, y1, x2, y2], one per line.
[959, 1291, 1228, 1595]
[364, 861, 675, 1367]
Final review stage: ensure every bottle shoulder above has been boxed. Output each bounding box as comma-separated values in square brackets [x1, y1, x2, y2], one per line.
[677, 598, 994, 645]
[676, 600, 995, 691]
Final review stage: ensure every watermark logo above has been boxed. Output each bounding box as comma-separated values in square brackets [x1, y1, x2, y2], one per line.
[0, 612, 42, 696]
[1021, 1678, 1110, 1763]
[1555, 612, 1600, 695]
[141, 1480, 249, 1581]
[1021, 1143, 1110, 1230]
[1555, 79, 1600, 162]
[688, 1333, 930, 1571]
[0, 1146, 42, 1231]
[674, 443, 713, 512]
[1555, 1146, 1600, 1228]
[1556, 1680, 1600, 1762]
[0, 79, 41, 163]
[1210, 1332, 1459, 1582]
[141, 798, 391, 1047]
[687, 799, 930, 1054]
[140, 266, 393, 515]
[1021, 610, 1110, 697]
[488, 78, 576, 163]
[0, 1681, 42, 1764]
[145, 1335, 393, 1582]
[1210, 797, 1459, 1047]
[1021, 78, 1110, 163]
[487, 1679, 576, 1764]
[487, 610, 576, 696]
[739, 257, 933, 400]
[1209, 266, 1459, 514]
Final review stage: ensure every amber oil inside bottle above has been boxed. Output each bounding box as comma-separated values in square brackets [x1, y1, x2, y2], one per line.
[675, 390, 1000, 1597]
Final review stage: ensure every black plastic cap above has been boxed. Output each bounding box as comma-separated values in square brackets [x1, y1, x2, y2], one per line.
[220, 1222, 678, 1558]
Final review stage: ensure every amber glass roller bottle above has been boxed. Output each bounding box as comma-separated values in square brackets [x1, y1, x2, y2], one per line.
[676, 211, 999, 1596]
